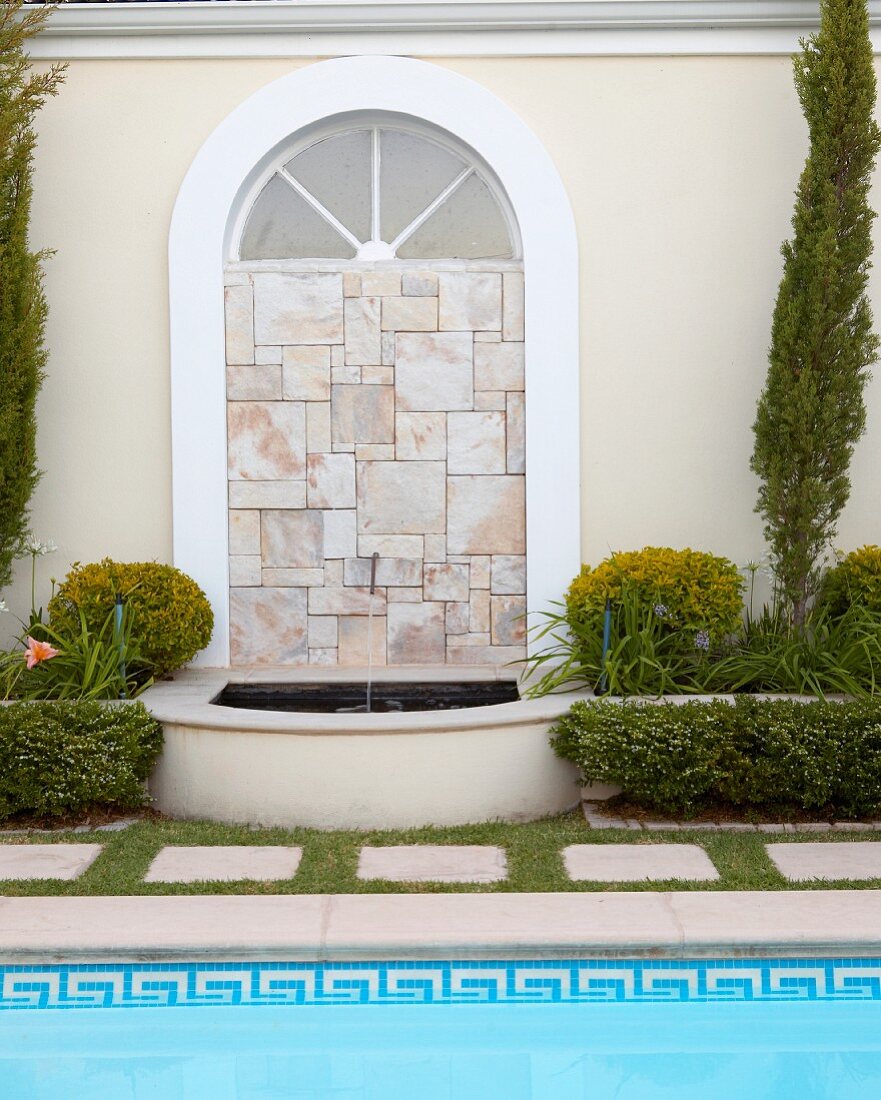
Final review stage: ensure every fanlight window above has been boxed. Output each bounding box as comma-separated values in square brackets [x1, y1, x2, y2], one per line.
[239, 126, 515, 262]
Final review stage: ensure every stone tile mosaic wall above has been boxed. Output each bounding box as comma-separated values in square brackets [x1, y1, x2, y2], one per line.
[224, 263, 526, 667]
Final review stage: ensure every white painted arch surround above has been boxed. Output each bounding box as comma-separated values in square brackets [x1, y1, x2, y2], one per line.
[169, 56, 580, 666]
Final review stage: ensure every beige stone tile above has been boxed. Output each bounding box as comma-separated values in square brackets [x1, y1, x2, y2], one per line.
[446, 602, 470, 634]
[358, 534, 424, 558]
[226, 364, 281, 401]
[491, 555, 526, 595]
[343, 272, 361, 297]
[308, 615, 338, 648]
[357, 461, 446, 534]
[563, 844, 719, 883]
[474, 390, 507, 411]
[502, 271, 525, 341]
[228, 402, 305, 481]
[424, 534, 446, 563]
[447, 411, 507, 475]
[230, 587, 308, 664]
[402, 271, 438, 297]
[282, 345, 330, 401]
[446, 645, 526, 665]
[361, 366, 394, 386]
[345, 296, 381, 365]
[144, 846, 302, 884]
[228, 481, 306, 509]
[474, 331, 502, 343]
[474, 342, 525, 391]
[506, 392, 525, 473]
[224, 271, 250, 287]
[322, 509, 357, 558]
[423, 563, 470, 602]
[332, 365, 362, 383]
[229, 510, 260, 555]
[469, 588, 491, 633]
[253, 272, 343, 345]
[255, 345, 283, 365]
[309, 647, 337, 665]
[447, 632, 491, 646]
[224, 284, 254, 365]
[357, 845, 506, 883]
[229, 555, 262, 587]
[396, 333, 473, 412]
[381, 331, 395, 365]
[381, 296, 437, 332]
[447, 476, 525, 555]
[338, 615, 387, 666]
[395, 412, 446, 461]
[309, 586, 386, 615]
[344, 557, 423, 587]
[307, 453, 356, 509]
[361, 272, 401, 297]
[324, 559, 344, 587]
[491, 595, 527, 646]
[438, 272, 502, 331]
[0, 844, 102, 881]
[261, 510, 324, 567]
[261, 568, 325, 587]
[306, 401, 332, 453]
[387, 603, 446, 664]
[387, 587, 423, 603]
[355, 444, 395, 461]
[332, 384, 395, 444]
[470, 556, 491, 589]
[331, 344, 345, 367]
[332, 441, 355, 452]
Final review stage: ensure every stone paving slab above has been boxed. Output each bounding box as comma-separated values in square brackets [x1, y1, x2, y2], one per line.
[563, 844, 719, 883]
[357, 845, 507, 883]
[0, 844, 103, 881]
[766, 842, 881, 882]
[144, 846, 303, 884]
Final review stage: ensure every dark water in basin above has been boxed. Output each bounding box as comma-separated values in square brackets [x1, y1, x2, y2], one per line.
[213, 681, 520, 713]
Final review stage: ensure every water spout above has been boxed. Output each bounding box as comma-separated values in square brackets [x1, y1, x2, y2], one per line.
[366, 553, 380, 712]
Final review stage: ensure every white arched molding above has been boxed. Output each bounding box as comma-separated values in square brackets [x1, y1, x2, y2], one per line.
[169, 56, 580, 666]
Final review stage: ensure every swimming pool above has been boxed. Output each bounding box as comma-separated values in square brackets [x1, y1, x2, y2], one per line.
[2, 959, 881, 1098]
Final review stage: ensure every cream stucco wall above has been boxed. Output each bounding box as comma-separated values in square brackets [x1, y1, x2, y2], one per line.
[5, 54, 881, 633]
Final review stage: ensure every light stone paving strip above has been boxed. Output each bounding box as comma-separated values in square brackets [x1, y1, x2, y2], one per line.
[563, 844, 720, 883]
[0, 844, 103, 881]
[766, 842, 881, 882]
[144, 846, 303, 884]
[357, 845, 508, 883]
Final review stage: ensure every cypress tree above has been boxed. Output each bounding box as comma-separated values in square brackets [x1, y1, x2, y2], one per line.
[751, 0, 881, 626]
[0, 2, 63, 588]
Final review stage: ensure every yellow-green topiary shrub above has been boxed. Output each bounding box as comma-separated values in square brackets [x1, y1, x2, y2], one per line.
[566, 547, 744, 641]
[48, 559, 213, 678]
[819, 545, 881, 617]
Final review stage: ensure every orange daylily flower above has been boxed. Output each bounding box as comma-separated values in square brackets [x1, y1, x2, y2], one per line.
[24, 636, 60, 669]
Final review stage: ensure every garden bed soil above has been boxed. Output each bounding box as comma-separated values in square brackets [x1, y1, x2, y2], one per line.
[0, 806, 162, 833]
[595, 794, 863, 827]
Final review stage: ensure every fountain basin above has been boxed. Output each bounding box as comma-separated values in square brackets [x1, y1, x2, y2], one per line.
[141, 667, 587, 830]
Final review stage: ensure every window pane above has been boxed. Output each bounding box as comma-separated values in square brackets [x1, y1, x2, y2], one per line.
[380, 129, 465, 243]
[397, 172, 513, 260]
[285, 130, 371, 243]
[239, 175, 356, 260]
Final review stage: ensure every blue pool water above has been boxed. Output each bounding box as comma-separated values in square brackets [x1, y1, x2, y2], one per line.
[1, 960, 880, 1098]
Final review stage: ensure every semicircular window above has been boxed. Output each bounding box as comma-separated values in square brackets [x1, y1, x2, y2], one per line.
[239, 126, 515, 262]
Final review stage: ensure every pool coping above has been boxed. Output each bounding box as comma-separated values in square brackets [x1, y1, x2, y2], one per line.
[2, 891, 881, 963]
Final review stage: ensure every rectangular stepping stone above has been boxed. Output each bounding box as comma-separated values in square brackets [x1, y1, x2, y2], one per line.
[357, 845, 507, 883]
[766, 841, 881, 882]
[0, 843, 102, 881]
[563, 844, 719, 882]
[144, 846, 302, 884]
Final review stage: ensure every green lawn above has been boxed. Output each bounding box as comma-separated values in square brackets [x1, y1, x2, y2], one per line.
[2, 812, 881, 895]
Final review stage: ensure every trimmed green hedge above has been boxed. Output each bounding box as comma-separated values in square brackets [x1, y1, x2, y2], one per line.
[551, 697, 881, 819]
[0, 701, 163, 821]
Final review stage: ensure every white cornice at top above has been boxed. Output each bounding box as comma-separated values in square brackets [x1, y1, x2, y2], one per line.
[26, 1, 881, 59]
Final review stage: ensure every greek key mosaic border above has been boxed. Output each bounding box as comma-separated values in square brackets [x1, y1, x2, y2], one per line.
[2, 959, 881, 1010]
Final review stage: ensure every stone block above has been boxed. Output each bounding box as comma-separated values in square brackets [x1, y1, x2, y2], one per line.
[474, 391, 507, 411]
[332, 384, 395, 444]
[308, 587, 386, 615]
[355, 444, 395, 461]
[424, 534, 446, 563]
[255, 345, 283, 365]
[262, 568, 324, 587]
[361, 272, 401, 296]
[469, 588, 491, 633]
[332, 365, 361, 384]
[145, 846, 302, 884]
[323, 509, 357, 558]
[502, 271, 525, 340]
[229, 555, 262, 587]
[229, 510, 260, 555]
[307, 453, 356, 509]
[282, 345, 331, 401]
[381, 296, 437, 331]
[357, 845, 507, 883]
[343, 272, 361, 297]
[491, 595, 527, 646]
[491, 554, 526, 595]
[447, 411, 507, 474]
[224, 284, 254, 365]
[224, 272, 250, 287]
[0, 843, 103, 881]
[226, 364, 281, 401]
[228, 481, 306, 509]
[562, 844, 719, 883]
[447, 645, 527, 665]
[228, 402, 305, 481]
[338, 615, 387, 666]
[396, 333, 473, 412]
[381, 331, 396, 365]
[308, 616, 338, 648]
[446, 602, 470, 634]
[332, 441, 356, 452]
[474, 331, 502, 343]
[470, 556, 491, 588]
[310, 648, 337, 665]
[506, 392, 525, 473]
[306, 401, 332, 453]
[261, 510, 324, 568]
[344, 557, 423, 587]
[474, 342, 524, 391]
[423, 563, 470, 602]
[358, 461, 446, 534]
[358, 534, 424, 558]
[447, 632, 491, 646]
[387, 602, 446, 664]
[447, 476, 525, 555]
[331, 345, 345, 366]
[253, 272, 343, 345]
[361, 366, 394, 386]
[402, 271, 438, 297]
[387, 587, 423, 603]
[230, 587, 307, 664]
[438, 272, 502, 331]
[345, 296, 381, 364]
[395, 412, 446, 461]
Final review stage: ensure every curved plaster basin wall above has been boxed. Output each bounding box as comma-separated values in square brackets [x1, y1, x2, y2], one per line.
[144, 670, 584, 830]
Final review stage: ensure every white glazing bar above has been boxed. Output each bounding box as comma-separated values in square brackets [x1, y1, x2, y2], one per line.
[390, 166, 473, 253]
[277, 166, 363, 251]
[371, 127, 382, 245]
